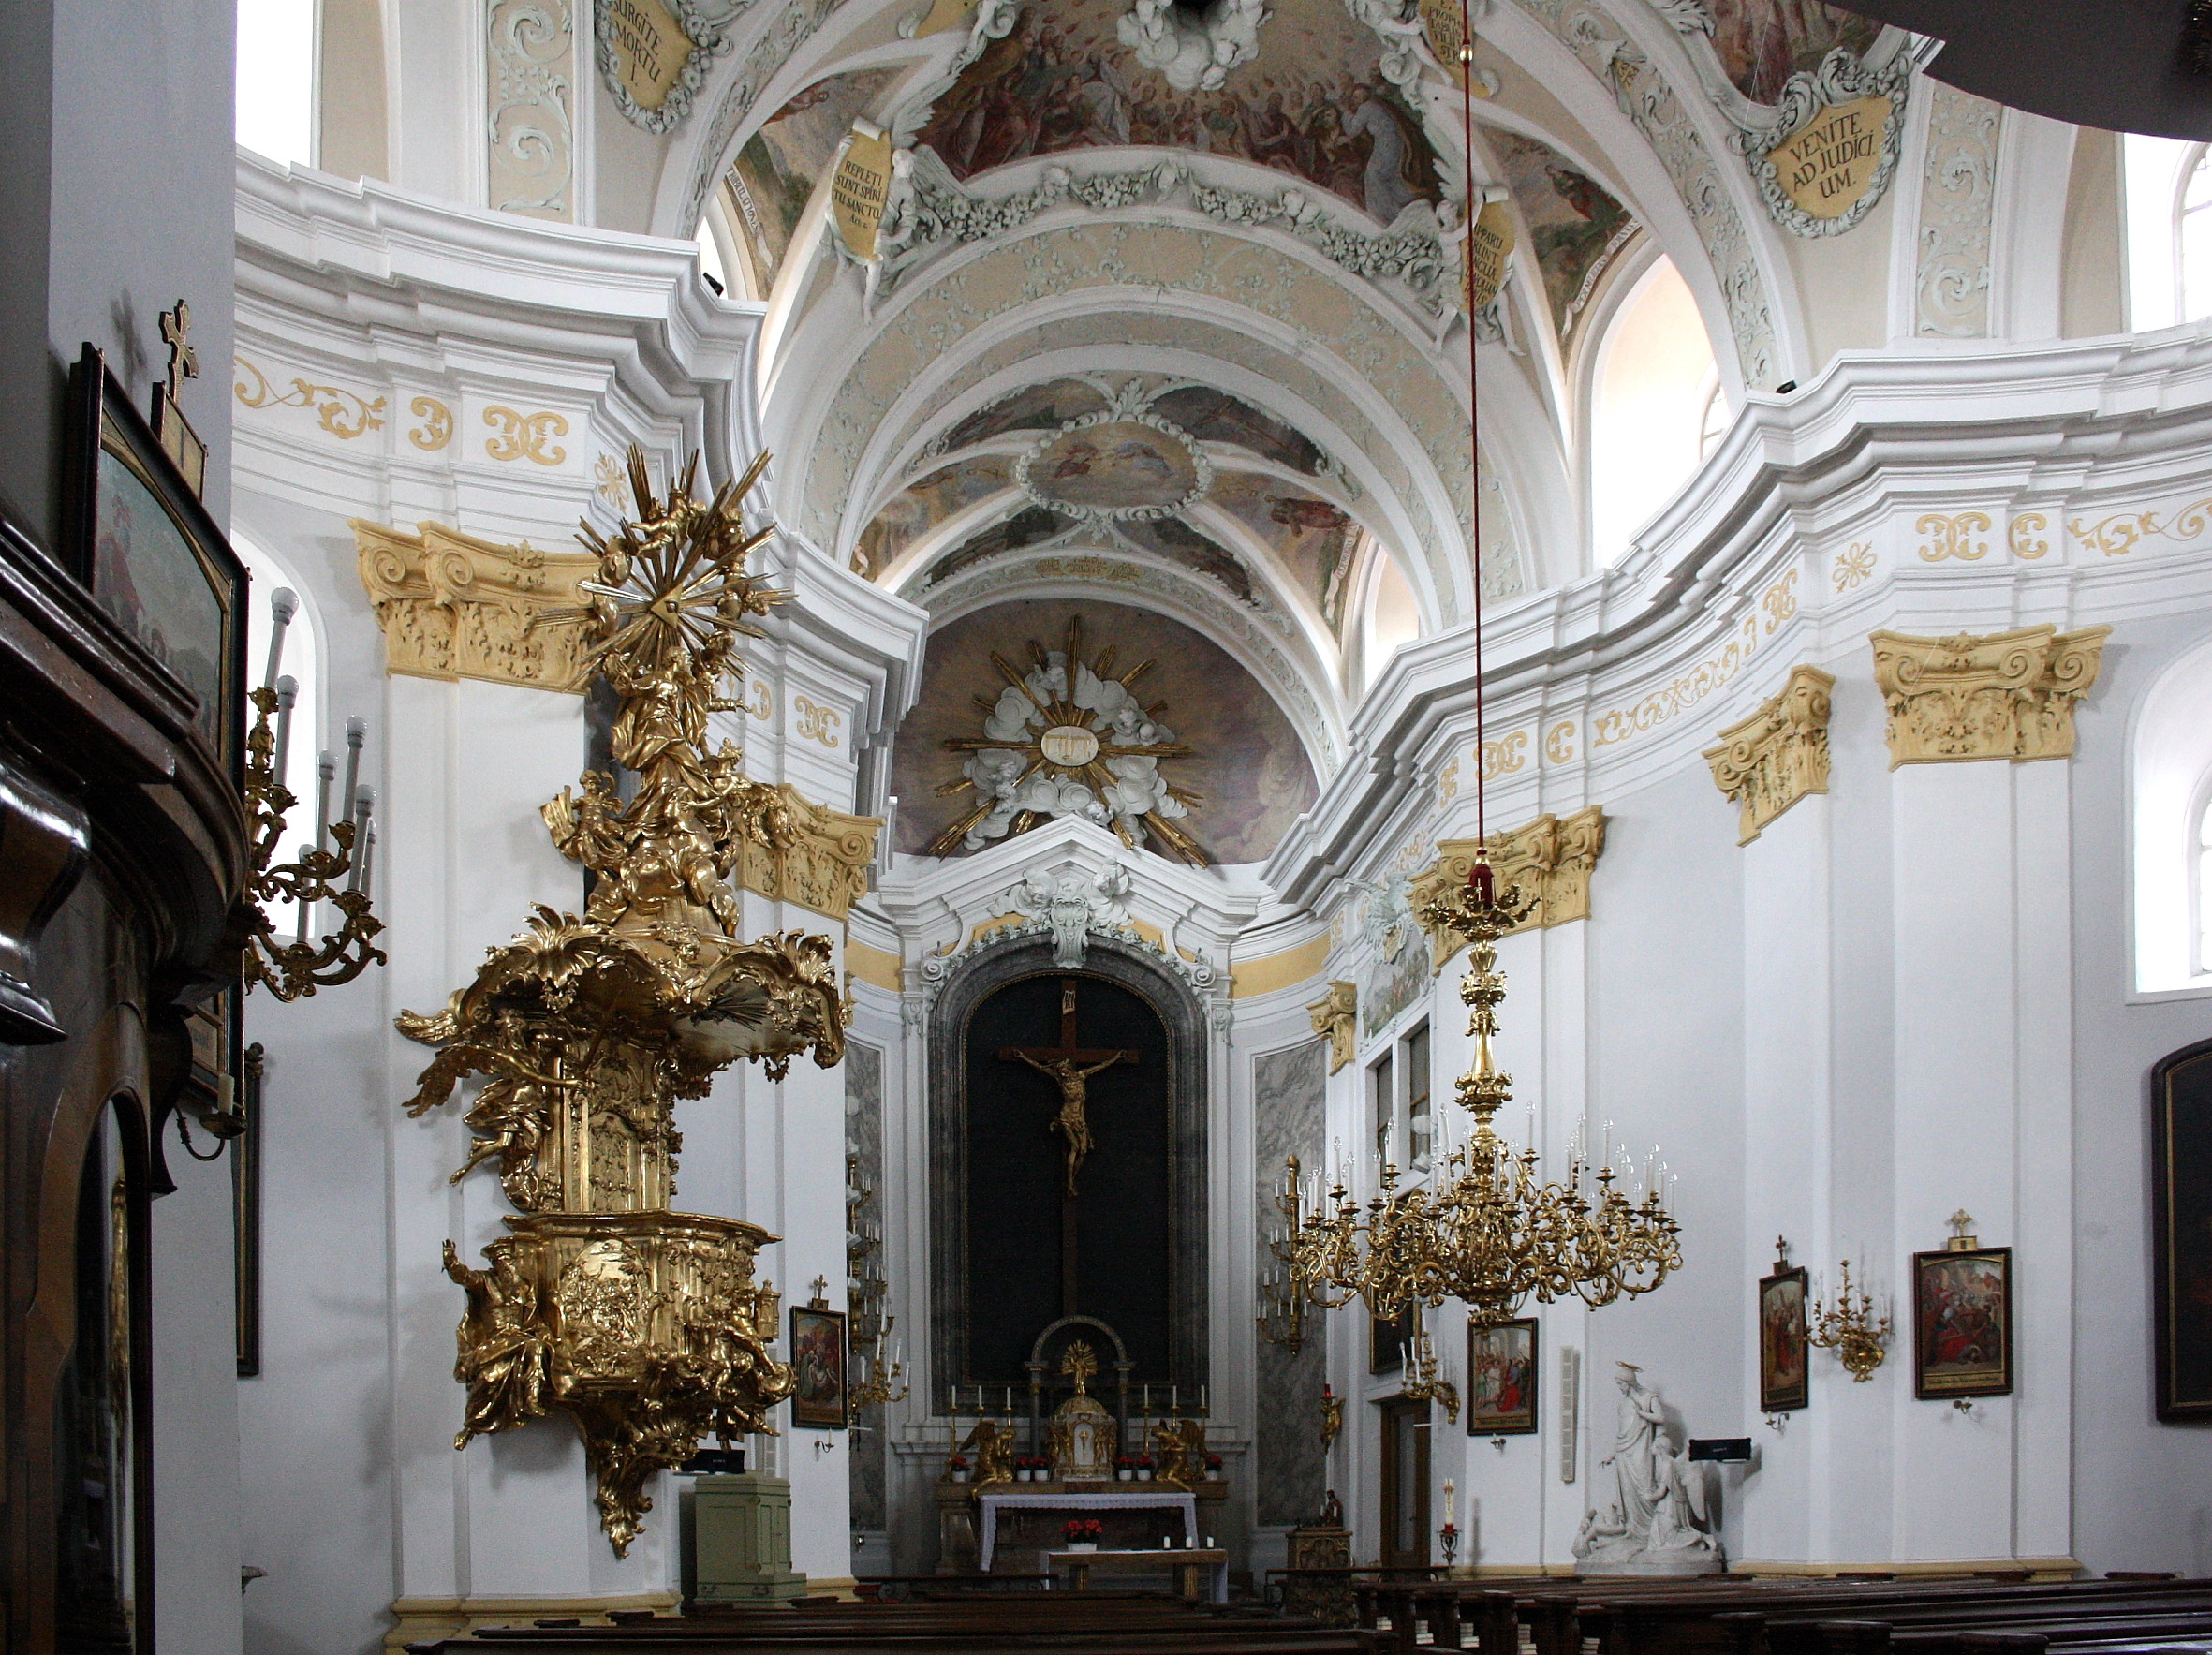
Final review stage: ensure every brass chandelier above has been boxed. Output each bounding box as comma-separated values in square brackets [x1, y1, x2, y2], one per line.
[1271, 11, 1683, 1331]
[1276, 863, 1681, 1328]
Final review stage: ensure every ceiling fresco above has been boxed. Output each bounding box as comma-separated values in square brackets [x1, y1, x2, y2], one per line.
[852, 454, 1017, 580]
[1207, 471, 1358, 634]
[1492, 133, 1637, 347]
[890, 598, 1319, 865]
[909, 0, 1441, 225]
[726, 66, 898, 293]
[1707, 0, 1880, 104]
[864, 374, 1379, 635]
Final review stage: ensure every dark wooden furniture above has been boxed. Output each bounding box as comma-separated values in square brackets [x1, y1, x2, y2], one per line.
[0, 481, 248, 1655]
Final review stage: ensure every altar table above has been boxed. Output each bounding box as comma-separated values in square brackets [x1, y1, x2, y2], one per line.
[1047, 1547, 1229, 1603]
[976, 1489, 1199, 1571]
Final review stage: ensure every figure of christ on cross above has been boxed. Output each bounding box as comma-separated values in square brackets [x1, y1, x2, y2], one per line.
[998, 978, 1141, 1313]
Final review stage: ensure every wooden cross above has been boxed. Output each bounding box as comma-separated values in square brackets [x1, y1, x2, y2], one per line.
[998, 978, 1141, 1313]
[159, 301, 198, 400]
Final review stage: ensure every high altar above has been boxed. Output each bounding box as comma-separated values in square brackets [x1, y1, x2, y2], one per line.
[934, 1323, 1227, 1574]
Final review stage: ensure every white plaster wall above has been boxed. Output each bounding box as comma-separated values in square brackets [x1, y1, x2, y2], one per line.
[153, 1149, 247, 1655]
[2067, 614, 2212, 1574]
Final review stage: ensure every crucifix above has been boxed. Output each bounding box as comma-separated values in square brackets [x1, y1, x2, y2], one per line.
[998, 978, 1140, 1313]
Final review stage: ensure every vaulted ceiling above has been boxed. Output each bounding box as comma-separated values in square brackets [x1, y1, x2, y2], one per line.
[648, 0, 1919, 856]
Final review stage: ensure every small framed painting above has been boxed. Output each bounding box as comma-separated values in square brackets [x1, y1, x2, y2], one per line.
[2152, 1040, 2212, 1420]
[1466, 1318, 1538, 1435]
[1758, 1265, 1809, 1412]
[1912, 1246, 2013, 1399]
[789, 1305, 849, 1428]
[62, 345, 246, 779]
[1369, 1302, 1411, 1374]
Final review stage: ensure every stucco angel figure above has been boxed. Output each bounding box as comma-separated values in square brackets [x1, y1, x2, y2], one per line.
[1571, 1363, 1718, 1573]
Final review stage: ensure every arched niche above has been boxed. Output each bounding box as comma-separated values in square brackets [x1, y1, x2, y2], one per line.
[927, 932, 1209, 1412]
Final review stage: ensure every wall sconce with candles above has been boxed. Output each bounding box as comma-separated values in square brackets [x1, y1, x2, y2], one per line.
[241, 586, 386, 1001]
[1806, 1256, 1892, 1382]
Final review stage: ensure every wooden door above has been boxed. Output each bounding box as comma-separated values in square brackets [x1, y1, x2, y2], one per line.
[1377, 1397, 1430, 1569]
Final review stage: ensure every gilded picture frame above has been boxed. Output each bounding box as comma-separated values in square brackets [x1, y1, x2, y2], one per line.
[1911, 1246, 2013, 1400]
[62, 344, 246, 782]
[789, 1305, 850, 1429]
[1758, 1265, 1809, 1412]
[2152, 1039, 2212, 1420]
[1466, 1317, 1538, 1436]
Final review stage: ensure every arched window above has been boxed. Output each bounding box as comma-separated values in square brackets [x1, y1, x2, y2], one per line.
[2131, 631, 2212, 996]
[2122, 134, 2209, 331]
[1356, 546, 1420, 698]
[1587, 256, 1720, 567]
[235, 0, 316, 166]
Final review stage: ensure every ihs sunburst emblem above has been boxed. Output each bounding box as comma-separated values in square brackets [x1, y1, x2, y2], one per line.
[933, 617, 1206, 865]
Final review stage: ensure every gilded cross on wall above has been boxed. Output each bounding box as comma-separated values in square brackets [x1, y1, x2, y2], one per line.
[159, 300, 199, 399]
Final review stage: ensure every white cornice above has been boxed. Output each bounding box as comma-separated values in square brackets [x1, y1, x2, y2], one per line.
[235, 151, 765, 485]
[1266, 324, 2212, 908]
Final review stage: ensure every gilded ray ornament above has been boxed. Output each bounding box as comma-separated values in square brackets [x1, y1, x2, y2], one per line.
[397, 447, 848, 1555]
[931, 615, 1208, 865]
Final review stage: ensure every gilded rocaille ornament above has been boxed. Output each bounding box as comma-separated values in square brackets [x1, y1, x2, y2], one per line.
[397, 448, 848, 1555]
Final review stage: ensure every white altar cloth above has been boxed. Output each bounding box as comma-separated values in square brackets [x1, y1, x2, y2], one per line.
[976, 1490, 1198, 1571]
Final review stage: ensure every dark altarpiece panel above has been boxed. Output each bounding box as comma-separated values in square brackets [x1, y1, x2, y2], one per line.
[931, 936, 1207, 1402]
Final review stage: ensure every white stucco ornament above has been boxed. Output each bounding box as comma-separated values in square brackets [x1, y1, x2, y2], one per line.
[1115, 0, 1270, 91]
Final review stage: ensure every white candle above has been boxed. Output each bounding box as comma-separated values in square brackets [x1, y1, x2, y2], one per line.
[314, 750, 334, 852]
[360, 825, 376, 899]
[339, 717, 364, 842]
[294, 848, 313, 943]
[262, 587, 296, 691]
[348, 787, 375, 891]
[273, 675, 297, 784]
[1443, 1479, 1455, 1527]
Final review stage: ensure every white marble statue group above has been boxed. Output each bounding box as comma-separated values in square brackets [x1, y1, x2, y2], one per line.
[1572, 1363, 1721, 1574]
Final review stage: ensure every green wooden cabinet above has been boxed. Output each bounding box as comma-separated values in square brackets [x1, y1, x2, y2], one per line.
[689, 1474, 807, 1605]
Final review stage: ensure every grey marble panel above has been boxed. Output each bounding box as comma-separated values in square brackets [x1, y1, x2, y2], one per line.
[1254, 1039, 1327, 1529]
[846, 1041, 888, 1534]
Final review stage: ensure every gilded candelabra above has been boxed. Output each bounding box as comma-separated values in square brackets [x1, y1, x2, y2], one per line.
[241, 587, 386, 1002]
[1806, 1257, 1890, 1382]
[1256, 1153, 1311, 1352]
[1280, 860, 1682, 1327]
[397, 448, 849, 1555]
[847, 1155, 907, 1407]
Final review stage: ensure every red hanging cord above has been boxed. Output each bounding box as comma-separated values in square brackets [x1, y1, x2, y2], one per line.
[1459, 0, 1489, 893]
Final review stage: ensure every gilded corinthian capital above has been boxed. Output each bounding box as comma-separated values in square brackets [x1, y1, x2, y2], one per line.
[1704, 664, 1835, 844]
[1869, 625, 2110, 766]
[1408, 806, 1607, 970]
[353, 519, 596, 691]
